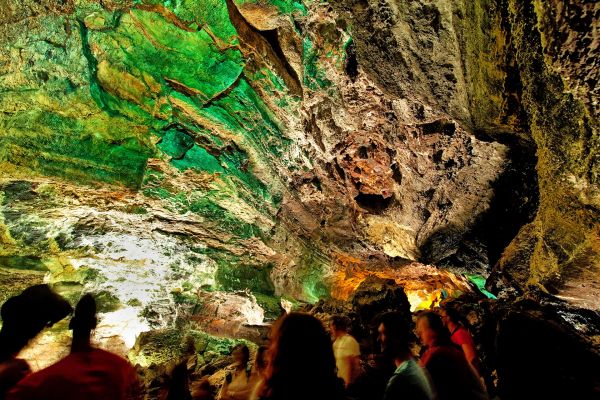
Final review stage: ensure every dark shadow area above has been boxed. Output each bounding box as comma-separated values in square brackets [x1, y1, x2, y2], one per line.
[426, 136, 539, 274]
[354, 193, 393, 213]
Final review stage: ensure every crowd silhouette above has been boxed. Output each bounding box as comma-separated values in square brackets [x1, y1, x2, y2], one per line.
[0, 285, 495, 400]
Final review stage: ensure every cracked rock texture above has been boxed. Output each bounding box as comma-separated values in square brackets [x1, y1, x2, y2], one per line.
[0, 0, 598, 354]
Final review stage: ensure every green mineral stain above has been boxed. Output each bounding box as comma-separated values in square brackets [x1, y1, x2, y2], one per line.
[467, 275, 497, 299]
[171, 146, 224, 173]
[157, 130, 195, 159]
[0, 256, 48, 272]
[136, 0, 240, 46]
[253, 292, 282, 319]
[234, 0, 307, 15]
[92, 8, 243, 104]
[0, 111, 152, 188]
[199, 247, 275, 294]
[302, 37, 332, 90]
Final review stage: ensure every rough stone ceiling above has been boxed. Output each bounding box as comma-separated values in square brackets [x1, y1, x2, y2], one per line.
[0, 0, 598, 348]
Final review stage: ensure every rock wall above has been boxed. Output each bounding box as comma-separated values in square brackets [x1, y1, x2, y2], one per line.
[488, 0, 599, 310]
[0, 0, 597, 348]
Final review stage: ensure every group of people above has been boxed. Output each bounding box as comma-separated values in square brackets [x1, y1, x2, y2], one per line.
[212, 307, 488, 400]
[0, 285, 140, 400]
[0, 284, 489, 400]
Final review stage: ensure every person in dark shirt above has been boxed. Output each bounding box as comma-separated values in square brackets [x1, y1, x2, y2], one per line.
[0, 284, 72, 398]
[377, 312, 434, 400]
[253, 312, 346, 400]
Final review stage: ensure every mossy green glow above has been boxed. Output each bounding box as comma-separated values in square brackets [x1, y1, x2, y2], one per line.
[129, 327, 253, 367]
[235, 0, 307, 15]
[467, 275, 496, 299]
[138, 0, 240, 46]
[505, 0, 599, 289]
[90, 9, 244, 104]
[0, 0, 342, 308]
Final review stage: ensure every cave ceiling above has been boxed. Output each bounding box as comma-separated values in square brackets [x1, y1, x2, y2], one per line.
[0, 0, 598, 345]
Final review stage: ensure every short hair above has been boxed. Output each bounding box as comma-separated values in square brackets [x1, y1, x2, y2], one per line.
[232, 344, 250, 364]
[255, 345, 269, 372]
[0, 284, 72, 359]
[417, 312, 451, 343]
[261, 312, 340, 399]
[330, 315, 351, 332]
[69, 294, 97, 333]
[377, 311, 413, 349]
[442, 306, 464, 325]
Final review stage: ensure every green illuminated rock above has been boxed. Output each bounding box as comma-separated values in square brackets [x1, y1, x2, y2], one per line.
[0, 0, 597, 351]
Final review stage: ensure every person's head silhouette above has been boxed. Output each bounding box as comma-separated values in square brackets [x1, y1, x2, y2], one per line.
[69, 294, 97, 352]
[0, 284, 72, 361]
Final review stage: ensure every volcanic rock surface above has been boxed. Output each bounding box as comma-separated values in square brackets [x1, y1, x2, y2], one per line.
[0, 0, 598, 376]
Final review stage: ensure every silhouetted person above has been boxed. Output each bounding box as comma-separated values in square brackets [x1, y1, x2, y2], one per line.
[218, 344, 253, 400]
[167, 362, 192, 400]
[416, 312, 487, 400]
[7, 294, 141, 400]
[330, 315, 361, 387]
[0, 285, 72, 398]
[377, 312, 434, 400]
[249, 346, 268, 400]
[252, 312, 345, 400]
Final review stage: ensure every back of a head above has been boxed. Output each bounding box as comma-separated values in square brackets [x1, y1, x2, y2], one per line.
[443, 306, 464, 325]
[0, 284, 72, 359]
[69, 294, 97, 335]
[167, 362, 192, 400]
[419, 312, 451, 344]
[265, 312, 340, 399]
[378, 311, 413, 353]
[330, 315, 351, 333]
[255, 345, 269, 373]
[232, 344, 250, 365]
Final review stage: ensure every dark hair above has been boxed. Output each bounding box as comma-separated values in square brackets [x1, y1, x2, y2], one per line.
[167, 362, 192, 400]
[232, 344, 250, 365]
[377, 311, 413, 351]
[442, 306, 465, 325]
[418, 312, 451, 344]
[260, 313, 343, 400]
[69, 294, 97, 333]
[0, 284, 72, 361]
[330, 315, 351, 332]
[255, 345, 269, 373]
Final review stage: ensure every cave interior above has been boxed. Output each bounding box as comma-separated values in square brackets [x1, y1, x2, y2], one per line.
[0, 0, 598, 398]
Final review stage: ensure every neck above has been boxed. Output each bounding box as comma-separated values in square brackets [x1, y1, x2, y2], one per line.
[71, 333, 92, 353]
[447, 321, 459, 332]
[393, 351, 413, 368]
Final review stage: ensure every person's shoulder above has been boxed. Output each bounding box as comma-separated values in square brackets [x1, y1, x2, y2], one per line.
[6, 363, 57, 398]
[340, 334, 359, 347]
[89, 349, 137, 370]
[452, 326, 472, 342]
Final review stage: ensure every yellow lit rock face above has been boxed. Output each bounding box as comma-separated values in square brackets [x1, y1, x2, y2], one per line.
[362, 216, 420, 261]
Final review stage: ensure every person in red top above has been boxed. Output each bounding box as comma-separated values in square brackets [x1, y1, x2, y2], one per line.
[439, 306, 481, 376]
[7, 294, 141, 400]
[416, 312, 487, 400]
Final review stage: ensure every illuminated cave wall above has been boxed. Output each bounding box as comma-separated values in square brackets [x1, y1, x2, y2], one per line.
[0, 0, 598, 355]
